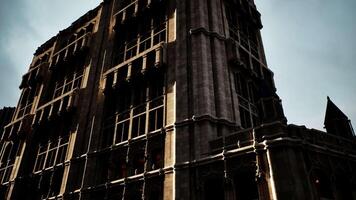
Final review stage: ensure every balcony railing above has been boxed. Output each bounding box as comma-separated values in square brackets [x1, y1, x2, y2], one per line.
[33, 89, 79, 124]
[104, 44, 166, 90]
[49, 33, 91, 69]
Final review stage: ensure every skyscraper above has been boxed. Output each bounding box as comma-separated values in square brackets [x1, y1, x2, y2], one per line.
[1, 0, 355, 199]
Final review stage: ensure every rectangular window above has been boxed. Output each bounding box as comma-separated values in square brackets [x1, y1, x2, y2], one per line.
[132, 153, 145, 175]
[147, 137, 164, 171]
[114, 10, 167, 66]
[131, 105, 146, 138]
[225, 1, 260, 58]
[103, 73, 165, 147]
[34, 166, 65, 199]
[235, 73, 259, 128]
[33, 136, 69, 173]
[17, 88, 37, 118]
[148, 98, 164, 132]
[115, 115, 130, 143]
[53, 69, 84, 99]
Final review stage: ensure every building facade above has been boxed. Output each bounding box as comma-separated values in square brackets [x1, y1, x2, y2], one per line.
[1, 0, 356, 199]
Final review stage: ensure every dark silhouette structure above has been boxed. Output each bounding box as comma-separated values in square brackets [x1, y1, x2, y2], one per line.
[324, 97, 355, 138]
[0, 0, 355, 199]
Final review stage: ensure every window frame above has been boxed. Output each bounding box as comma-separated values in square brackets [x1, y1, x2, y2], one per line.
[52, 69, 84, 99]
[33, 136, 70, 173]
[103, 74, 166, 147]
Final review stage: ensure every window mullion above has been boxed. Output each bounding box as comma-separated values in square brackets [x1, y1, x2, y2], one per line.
[72, 72, 77, 91]
[163, 74, 166, 127]
[150, 19, 154, 48]
[145, 84, 150, 134]
[33, 145, 42, 172]
[43, 142, 50, 170]
[128, 106, 134, 140]
[136, 33, 140, 56]
[53, 138, 60, 167]
[113, 114, 118, 144]
[62, 78, 67, 96]
[63, 138, 70, 162]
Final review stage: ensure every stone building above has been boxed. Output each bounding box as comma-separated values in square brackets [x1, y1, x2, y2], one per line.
[1, 0, 355, 199]
[0, 108, 15, 134]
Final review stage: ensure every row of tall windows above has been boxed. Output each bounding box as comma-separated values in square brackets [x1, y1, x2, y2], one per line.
[225, 2, 260, 58]
[31, 124, 72, 199]
[114, 6, 167, 65]
[50, 23, 94, 69]
[33, 136, 69, 173]
[234, 72, 259, 129]
[102, 72, 165, 147]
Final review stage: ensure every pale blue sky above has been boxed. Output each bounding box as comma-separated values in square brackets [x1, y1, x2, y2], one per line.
[255, 0, 356, 130]
[0, 0, 355, 130]
[0, 0, 101, 105]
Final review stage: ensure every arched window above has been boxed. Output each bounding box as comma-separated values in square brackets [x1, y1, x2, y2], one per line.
[0, 141, 19, 184]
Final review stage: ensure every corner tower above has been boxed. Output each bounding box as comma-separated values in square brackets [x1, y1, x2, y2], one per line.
[173, 0, 286, 199]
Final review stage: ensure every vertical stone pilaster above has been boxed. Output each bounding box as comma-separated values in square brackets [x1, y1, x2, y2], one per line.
[164, 173, 174, 200]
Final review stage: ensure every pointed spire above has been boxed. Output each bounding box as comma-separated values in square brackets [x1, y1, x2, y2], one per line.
[324, 97, 348, 126]
[324, 97, 354, 138]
